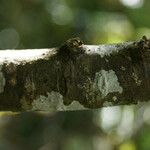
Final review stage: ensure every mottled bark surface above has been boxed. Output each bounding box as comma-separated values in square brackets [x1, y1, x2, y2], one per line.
[0, 37, 149, 111]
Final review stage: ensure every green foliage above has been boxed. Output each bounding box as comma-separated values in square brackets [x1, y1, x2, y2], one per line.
[0, 0, 150, 49]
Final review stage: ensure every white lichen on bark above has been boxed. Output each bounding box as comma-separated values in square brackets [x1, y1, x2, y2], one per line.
[112, 96, 117, 101]
[103, 101, 113, 107]
[132, 72, 142, 86]
[31, 91, 86, 111]
[93, 70, 123, 98]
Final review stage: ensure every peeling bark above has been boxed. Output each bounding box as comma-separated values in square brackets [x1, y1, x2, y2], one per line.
[0, 37, 149, 111]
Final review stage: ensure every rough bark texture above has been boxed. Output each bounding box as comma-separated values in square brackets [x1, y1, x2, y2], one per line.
[0, 37, 149, 111]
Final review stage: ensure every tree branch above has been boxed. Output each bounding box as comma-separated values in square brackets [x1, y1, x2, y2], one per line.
[0, 37, 149, 111]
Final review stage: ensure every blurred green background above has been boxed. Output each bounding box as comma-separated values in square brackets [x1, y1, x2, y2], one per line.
[0, 0, 150, 150]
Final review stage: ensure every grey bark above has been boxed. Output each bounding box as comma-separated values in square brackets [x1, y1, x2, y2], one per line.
[0, 37, 149, 111]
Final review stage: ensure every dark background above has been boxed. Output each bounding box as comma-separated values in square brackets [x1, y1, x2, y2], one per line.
[0, 0, 150, 150]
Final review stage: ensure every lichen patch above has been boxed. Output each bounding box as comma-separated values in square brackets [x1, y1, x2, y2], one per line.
[31, 91, 86, 111]
[93, 70, 123, 98]
[63, 101, 87, 111]
[103, 101, 113, 107]
[112, 96, 117, 101]
[132, 72, 142, 86]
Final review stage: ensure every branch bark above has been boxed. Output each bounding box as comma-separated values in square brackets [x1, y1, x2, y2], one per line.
[0, 37, 149, 111]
